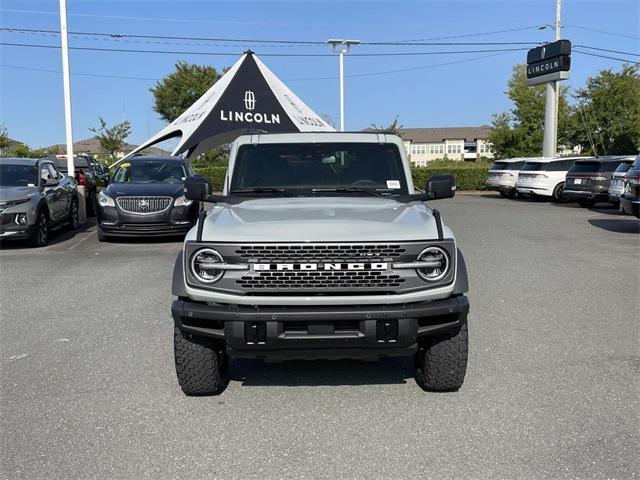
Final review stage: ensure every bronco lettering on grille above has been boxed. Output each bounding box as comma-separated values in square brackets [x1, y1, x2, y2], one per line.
[253, 262, 389, 271]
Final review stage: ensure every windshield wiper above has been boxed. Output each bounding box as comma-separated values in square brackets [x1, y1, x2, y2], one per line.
[311, 187, 390, 197]
[230, 187, 289, 196]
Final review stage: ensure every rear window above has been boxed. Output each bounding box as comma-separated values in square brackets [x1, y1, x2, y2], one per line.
[569, 161, 602, 173]
[601, 160, 631, 172]
[521, 162, 544, 172]
[614, 163, 632, 174]
[54, 157, 90, 169]
[490, 161, 524, 171]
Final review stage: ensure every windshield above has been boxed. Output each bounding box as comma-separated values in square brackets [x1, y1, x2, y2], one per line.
[230, 143, 408, 195]
[0, 164, 38, 187]
[521, 162, 544, 172]
[112, 161, 186, 184]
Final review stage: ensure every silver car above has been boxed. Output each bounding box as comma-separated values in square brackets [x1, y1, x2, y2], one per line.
[0, 158, 79, 247]
[608, 161, 633, 205]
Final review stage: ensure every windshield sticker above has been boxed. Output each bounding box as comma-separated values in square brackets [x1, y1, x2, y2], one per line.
[386, 180, 401, 189]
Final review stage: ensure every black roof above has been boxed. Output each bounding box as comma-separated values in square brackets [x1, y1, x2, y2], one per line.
[124, 155, 183, 162]
[0, 157, 47, 166]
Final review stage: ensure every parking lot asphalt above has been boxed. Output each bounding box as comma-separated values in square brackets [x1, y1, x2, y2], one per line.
[1, 193, 638, 479]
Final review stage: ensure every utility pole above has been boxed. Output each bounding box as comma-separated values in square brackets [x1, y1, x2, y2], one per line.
[59, 0, 74, 177]
[327, 39, 360, 131]
[542, 0, 561, 157]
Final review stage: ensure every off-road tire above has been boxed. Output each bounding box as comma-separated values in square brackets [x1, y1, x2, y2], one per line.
[174, 326, 228, 396]
[552, 182, 565, 202]
[66, 198, 79, 231]
[415, 320, 468, 392]
[29, 209, 49, 248]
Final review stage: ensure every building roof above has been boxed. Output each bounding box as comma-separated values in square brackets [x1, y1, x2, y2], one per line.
[399, 125, 493, 143]
[44, 137, 172, 157]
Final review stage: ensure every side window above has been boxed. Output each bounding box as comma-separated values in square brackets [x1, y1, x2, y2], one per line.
[40, 164, 56, 183]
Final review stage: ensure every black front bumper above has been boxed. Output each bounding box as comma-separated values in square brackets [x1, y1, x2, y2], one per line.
[97, 203, 197, 237]
[99, 221, 194, 237]
[172, 295, 469, 360]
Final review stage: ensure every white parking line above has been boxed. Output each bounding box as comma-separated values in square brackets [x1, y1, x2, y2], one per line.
[68, 230, 95, 251]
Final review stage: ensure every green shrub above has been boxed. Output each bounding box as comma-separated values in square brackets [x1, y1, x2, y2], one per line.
[411, 164, 489, 191]
[193, 166, 227, 191]
[195, 163, 490, 192]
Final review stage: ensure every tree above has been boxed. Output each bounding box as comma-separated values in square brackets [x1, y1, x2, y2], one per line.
[571, 64, 640, 155]
[89, 117, 131, 160]
[150, 61, 224, 123]
[0, 124, 10, 154]
[488, 64, 572, 158]
[369, 116, 404, 137]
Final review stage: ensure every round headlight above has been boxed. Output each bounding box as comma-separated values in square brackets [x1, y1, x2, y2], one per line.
[416, 246, 450, 282]
[190, 248, 224, 284]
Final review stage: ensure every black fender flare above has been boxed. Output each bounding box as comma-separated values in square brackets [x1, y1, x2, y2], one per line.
[453, 248, 469, 295]
[172, 250, 188, 297]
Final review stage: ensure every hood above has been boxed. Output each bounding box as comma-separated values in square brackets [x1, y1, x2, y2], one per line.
[192, 197, 452, 243]
[0, 186, 39, 203]
[106, 182, 184, 198]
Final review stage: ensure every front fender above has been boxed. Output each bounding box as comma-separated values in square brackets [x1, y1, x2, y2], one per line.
[453, 248, 469, 295]
[171, 250, 188, 297]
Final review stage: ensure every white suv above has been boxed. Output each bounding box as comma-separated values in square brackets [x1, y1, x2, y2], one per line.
[486, 158, 526, 198]
[516, 157, 581, 201]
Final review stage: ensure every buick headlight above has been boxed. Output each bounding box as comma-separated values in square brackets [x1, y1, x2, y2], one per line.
[416, 246, 450, 282]
[190, 248, 224, 284]
[98, 191, 115, 207]
[174, 195, 193, 207]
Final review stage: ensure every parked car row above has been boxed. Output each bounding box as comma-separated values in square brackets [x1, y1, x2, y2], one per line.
[0, 155, 201, 248]
[487, 154, 640, 217]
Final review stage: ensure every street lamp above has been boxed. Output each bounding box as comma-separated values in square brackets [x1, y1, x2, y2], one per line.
[327, 39, 360, 131]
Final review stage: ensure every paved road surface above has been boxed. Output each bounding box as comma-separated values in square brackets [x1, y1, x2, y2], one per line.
[1, 194, 638, 479]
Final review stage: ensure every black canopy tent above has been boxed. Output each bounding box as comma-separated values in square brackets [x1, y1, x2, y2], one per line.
[121, 51, 335, 163]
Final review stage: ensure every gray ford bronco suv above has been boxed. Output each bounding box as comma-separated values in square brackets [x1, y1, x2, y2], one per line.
[172, 132, 469, 395]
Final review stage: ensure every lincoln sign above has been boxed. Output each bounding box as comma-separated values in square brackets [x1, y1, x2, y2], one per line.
[526, 39, 571, 86]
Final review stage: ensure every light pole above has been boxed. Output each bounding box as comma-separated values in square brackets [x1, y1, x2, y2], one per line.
[327, 39, 360, 131]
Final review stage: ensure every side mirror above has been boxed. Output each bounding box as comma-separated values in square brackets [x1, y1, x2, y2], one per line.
[184, 175, 212, 202]
[425, 174, 455, 200]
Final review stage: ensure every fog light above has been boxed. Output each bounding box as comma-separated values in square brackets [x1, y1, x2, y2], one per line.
[416, 246, 450, 282]
[14, 213, 27, 225]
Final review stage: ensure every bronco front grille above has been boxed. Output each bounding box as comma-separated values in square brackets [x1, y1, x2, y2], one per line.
[235, 244, 406, 262]
[236, 270, 405, 290]
[116, 196, 172, 215]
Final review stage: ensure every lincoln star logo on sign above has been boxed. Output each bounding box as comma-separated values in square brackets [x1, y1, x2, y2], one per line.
[243, 90, 256, 110]
[220, 90, 281, 125]
[253, 262, 389, 271]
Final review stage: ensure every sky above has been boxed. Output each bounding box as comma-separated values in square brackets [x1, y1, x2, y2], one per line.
[0, 0, 638, 149]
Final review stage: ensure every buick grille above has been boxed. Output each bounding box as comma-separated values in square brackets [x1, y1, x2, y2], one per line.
[116, 196, 172, 215]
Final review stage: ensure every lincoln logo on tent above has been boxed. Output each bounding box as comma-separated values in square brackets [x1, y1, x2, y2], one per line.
[120, 51, 334, 163]
[243, 91, 256, 111]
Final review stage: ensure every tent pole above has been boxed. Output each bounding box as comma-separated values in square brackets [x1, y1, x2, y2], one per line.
[339, 50, 345, 132]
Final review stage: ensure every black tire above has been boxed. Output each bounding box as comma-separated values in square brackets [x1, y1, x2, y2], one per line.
[498, 190, 508, 198]
[29, 209, 49, 248]
[66, 198, 79, 231]
[96, 224, 109, 242]
[552, 182, 565, 202]
[577, 198, 595, 208]
[174, 326, 228, 396]
[415, 320, 468, 392]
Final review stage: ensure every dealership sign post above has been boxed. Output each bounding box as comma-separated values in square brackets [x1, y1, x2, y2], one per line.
[527, 39, 571, 157]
